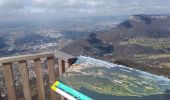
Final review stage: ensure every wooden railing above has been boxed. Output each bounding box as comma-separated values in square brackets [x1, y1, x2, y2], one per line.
[0, 51, 76, 100]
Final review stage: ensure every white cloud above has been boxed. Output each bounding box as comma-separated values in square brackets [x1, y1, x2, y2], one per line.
[0, 0, 25, 9]
[0, 0, 170, 20]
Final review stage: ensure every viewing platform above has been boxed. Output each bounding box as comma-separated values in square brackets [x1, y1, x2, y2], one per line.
[0, 51, 76, 100]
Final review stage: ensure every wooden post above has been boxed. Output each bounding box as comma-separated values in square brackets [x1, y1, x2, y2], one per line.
[61, 60, 65, 74]
[65, 61, 69, 72]
[3, 63, 17, 100]
[58, 59, 65, 100]
[64, 61, 70, 100]
[58, 59, 64, 77]
[0, 89, 3, 100]
[34, 59, 46, 100]
[18, 61, 32, 100]
[47, 57, 58, 100]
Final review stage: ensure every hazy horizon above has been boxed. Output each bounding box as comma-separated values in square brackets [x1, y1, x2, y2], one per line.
[0, 0, 170, 21]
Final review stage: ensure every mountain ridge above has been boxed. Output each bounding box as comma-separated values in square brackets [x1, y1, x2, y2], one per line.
[61, 14, 170, 55]
[61, 14, 170, 78]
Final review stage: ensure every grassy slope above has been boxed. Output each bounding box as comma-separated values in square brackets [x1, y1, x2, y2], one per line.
[119, 38, 170, 50]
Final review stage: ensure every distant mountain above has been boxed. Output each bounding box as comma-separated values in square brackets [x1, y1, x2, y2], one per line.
[61, 14, 170, 56]
[118, 15, 170, 38]
[61, 15, 170, 78]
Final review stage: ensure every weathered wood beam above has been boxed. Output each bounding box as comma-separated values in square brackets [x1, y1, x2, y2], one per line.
[58, 59, 64, 77]
[3, 63, 17, 100]
[0, 52, 54, 64]
[0, 89, 3, 100]
[58, 59, 66, 100]
[34, 59, 46, 100]
[47, 57, 58, 100]
[18, 61, 32, 100]
[54, 51, 75, 62]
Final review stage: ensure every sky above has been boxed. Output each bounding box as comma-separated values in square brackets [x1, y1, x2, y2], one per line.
[0, 0, 170, 21]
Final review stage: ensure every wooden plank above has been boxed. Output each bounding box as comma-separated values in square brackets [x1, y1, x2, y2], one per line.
[61, 96, 64, 100]
[58, 59, 63, 76]
[65, 61, 69, 72]
[0, 52, 54, 64]
[18, 61, 32, 100]
[0, 89, 3, 100]
[3, 63, 17, 100]
[58, 59, 65, 100]
[0, 51, 76, 66]
[62, 60, 65, 73]
[54, 51, 74, 62]
[34, 59, 46, 100]
[47, 57, 57, 100]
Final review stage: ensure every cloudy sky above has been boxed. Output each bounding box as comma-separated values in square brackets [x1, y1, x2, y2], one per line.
[0, 0, 170, 21]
